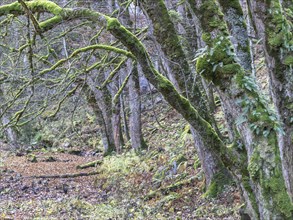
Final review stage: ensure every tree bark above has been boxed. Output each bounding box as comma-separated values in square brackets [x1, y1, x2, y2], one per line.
[139, 0, 228, 188]
[188, 0, 293, 218]
[248, 0, 293, 200]
[0, 88, 19, 149]
[128, 62, 146, 149]
[85, 78, 115, 155]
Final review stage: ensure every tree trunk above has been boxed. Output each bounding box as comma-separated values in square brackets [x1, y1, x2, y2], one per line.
[86, 76, 115, 155]
[117, 0, 146, 150]
[1, 1, 292, 218]
[189, 0, 293, 218]
[0, 88, 19, 149]
[120, 89, 130, 142]
[248, 0, 293, 200]
[111, 76, 123, 153]
[84, 85, 115, 155]
[139, 0, 229, 188]
[128, 62, 146, 150]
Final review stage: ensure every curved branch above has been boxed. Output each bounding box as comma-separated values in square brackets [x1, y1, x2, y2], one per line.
[0, 0, 228, 164]
[38, 44, 134, 76]
[0, 1, 106, 32]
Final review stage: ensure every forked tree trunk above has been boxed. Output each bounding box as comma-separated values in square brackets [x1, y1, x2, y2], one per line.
[86, 77, 115, 155]
[85, 88, 115, 154]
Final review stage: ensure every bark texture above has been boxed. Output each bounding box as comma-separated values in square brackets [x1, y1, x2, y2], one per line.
[139, 0, 228, 187]
[248, 0, 293, 200]
[128, 62, 146, 149]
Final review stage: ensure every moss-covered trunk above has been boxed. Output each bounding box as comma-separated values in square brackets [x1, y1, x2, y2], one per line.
[249, 0, 293, 200]
[217, 0, 252, 71]
[139, 0, 229, 188]
[189, 0, 293, 218]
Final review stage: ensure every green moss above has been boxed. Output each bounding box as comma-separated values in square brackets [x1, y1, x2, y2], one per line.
[39, 15, 62, 30]
[203, 181, 218, 198]
[218, 63, 241, 75]
[263, 175, 293, 218]
[247, 148, 260, 180]
[33, 0, 63, 15]
[199, 0, 227, 34]
[268, 33, 284, 47]
[196, 36, 240, 86]
[241, 175, 259, 215]
[251, 133, 293, 218]
[284, 55, 293, 65]
[196, 56, 213, 81]
[202, 32, 211, 42]
[218, 0, 243, 15]
[266, 0, 292, 51]
[0, 2, 21, 15]
[209, 18, 224, 28]
[106, 17, 120, 30]
[203, 170, 232, 198]
[157, 75, 174, 90]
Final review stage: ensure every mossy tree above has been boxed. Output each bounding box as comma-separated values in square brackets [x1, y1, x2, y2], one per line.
[138, 0, 229, 188]
[249, 0, 293, 200]
[188, 0, 292, 218]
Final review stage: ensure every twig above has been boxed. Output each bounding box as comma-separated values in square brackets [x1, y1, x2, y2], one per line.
[18, 0, 43, 36]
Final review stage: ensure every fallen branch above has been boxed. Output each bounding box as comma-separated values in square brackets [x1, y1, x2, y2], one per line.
[144, 176, 196, 201]
[76, 160, 103, 169]
[27, 171, 99, 179]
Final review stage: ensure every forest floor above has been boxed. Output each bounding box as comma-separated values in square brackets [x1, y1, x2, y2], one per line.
[0, 99, 242, 219]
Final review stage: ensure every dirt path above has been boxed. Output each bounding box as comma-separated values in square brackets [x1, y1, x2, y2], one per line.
[0, 151, 103, 219]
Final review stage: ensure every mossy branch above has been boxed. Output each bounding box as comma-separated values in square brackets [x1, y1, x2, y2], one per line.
[144, 176, 196, 201]
[18, 0, 42, 36]
[76, 160, 103, 169]
[27, 171, 100, 178]
[100, 57, 128, 89]
[38, 44, 134, 77]
[112, 70, 131, 105]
